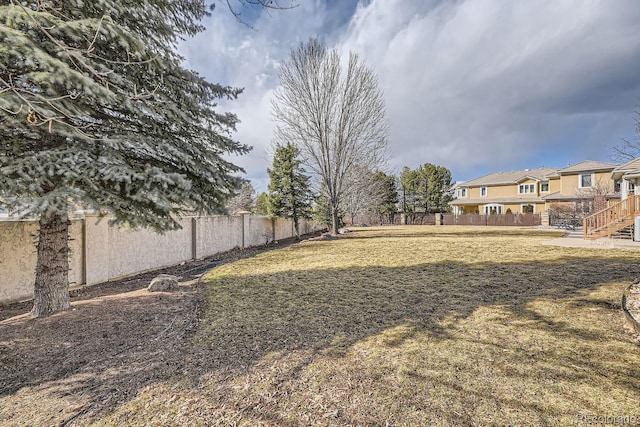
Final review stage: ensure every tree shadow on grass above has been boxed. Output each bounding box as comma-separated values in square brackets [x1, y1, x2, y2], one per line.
[191, 255, 639, 368]
[180, 252, 640, 425]
[2, 247, 640, 424]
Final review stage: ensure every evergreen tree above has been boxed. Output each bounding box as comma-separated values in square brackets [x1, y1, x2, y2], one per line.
[253, 192, 271, 216]
[374, 172, 398, 222]
[267, 142, 313, 238]
[312, 191, 332, 230]
[0, 2, 250, 316]
[399, 167, 420, 215]
[415, 163, 453, 213]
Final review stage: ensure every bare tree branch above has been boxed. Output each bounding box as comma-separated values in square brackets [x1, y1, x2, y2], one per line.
[214, 0, 298, 28]
[610, 110, 640, 163]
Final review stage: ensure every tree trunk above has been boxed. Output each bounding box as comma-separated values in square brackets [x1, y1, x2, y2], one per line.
[31, 211, 71, 317]
[294, 217, 300, 240]
[271, 218, 276, 243]
[331, 206, 339, 235]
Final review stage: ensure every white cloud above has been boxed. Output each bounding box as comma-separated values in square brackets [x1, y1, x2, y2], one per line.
[338, 0, 640, 178]
[180, 0, 640, 187]
[179, 1, 360, 192]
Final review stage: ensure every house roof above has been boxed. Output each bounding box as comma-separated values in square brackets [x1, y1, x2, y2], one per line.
[541, 192, 620, 201]
[611, 158, 640, 179]
[461, 167, 557, 187]
[451, 197, 546, 206]
[558, 160, 617, 174]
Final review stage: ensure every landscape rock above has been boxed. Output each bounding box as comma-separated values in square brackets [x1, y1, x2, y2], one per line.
[148, 274, 180, 292]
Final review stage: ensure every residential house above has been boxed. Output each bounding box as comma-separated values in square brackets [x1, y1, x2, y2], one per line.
[582, 158, 640, 239]
[611, 158, 640, 199]
[451, 160, 619, 216]
[543, 160, 620, 215]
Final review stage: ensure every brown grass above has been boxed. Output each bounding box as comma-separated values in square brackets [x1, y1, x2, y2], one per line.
[4, 226, 640, 426]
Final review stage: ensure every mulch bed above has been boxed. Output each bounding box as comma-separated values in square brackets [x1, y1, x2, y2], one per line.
[0, 237, 308, 426]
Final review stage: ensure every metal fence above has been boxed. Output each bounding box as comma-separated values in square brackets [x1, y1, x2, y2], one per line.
[347, 213, 439, 226]
[443, 213, 541, 227]
[347, 213, 541, 227]
[401, 213, 437, 225]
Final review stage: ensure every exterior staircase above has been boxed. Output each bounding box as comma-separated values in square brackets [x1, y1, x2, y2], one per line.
[612, 224, 634, 239]
[583, 195, 640, 240]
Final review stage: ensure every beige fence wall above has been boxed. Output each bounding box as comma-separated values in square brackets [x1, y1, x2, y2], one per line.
[194, 216, 243, 259]
[0, 214, 318, 305]
[0, 220, 84, 304]
[84, 215, 194, 285]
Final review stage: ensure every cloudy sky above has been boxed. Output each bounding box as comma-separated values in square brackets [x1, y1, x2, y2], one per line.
[180, 0, 640, 191]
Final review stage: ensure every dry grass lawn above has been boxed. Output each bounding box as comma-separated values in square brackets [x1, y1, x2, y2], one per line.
[92, 227, 640, 426]
[93, 226, 640, 426]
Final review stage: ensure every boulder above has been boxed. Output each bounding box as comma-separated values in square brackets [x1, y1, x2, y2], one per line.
[148, 274, 179, 292]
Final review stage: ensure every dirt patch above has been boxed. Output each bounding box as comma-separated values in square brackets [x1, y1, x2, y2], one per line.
[0, 238, 308, 426]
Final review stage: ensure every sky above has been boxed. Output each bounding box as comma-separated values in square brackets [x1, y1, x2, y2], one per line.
[180, 0, 640, 192]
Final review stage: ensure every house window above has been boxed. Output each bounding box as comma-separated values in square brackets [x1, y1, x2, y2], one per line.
[457, 188, 467, 198]
[614, 180, 621, 193]
[480, 187, 487, 197]
[579, 173, 593, 188]
[540, 182, 549, 192]
[518, 183, 535, 194]
[629, 182, 636, 194]
[483, 204, 503, 214]
[521, 204, 535, 214]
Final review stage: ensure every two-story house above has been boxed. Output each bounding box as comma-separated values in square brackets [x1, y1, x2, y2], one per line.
[611, 158, 640, 199]
[451, 160, 619, 215]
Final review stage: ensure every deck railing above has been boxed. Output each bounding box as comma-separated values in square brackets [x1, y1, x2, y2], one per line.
[583, 195, 640, 239]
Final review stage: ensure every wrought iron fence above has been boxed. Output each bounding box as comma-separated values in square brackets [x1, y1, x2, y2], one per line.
[443, 213, 541, 226]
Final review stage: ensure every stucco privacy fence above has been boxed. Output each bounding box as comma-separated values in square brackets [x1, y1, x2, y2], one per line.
[0, 213, 317, 305]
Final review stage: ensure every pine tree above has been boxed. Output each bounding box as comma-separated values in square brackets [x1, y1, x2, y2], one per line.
[415, 163, 453, 213]
[375, 171, 398, 223]
[267, 143, 313, 238]
[399, 167, 420, 215]
[253, 192, 271, 216]
[0, 1, 250, 316]
[312, 190, 333, 230]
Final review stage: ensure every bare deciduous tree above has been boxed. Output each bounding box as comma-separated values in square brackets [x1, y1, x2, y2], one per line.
[611, 110, 640, 162]
[272, 39, 389, 234]
[342, 165, 386, 225]
[226, 181, 256, 214]
[217, 0, 298, 27]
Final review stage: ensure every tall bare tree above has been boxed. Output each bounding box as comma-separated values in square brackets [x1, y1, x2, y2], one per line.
[272, 39, 388, 234]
